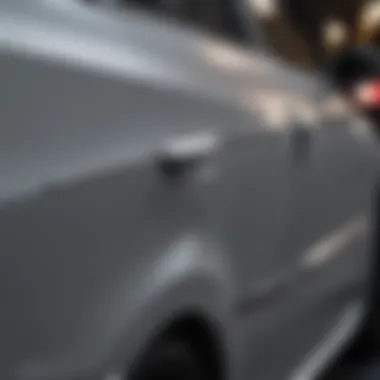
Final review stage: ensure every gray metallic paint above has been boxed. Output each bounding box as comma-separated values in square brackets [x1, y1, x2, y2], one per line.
[0, 1, 379, 379]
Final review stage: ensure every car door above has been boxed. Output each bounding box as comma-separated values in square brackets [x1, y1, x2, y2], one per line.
[295, 85, 378, 334]
[105, 1, 305, 379]
[235, 3, 374, 378]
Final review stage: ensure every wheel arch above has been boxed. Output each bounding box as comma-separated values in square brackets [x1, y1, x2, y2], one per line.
[129, 310, 226, 380]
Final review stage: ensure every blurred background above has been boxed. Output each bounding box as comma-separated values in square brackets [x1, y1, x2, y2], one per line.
[247, 0, 380, 66]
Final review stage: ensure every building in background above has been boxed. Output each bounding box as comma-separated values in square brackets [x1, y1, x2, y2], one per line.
[245, 0, 380, 72]
[358, 1, 380, 45]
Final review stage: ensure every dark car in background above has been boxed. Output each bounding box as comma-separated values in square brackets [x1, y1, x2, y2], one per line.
[0, 1, 380, 380]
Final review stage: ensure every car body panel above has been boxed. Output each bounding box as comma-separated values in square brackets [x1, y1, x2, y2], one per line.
[0, 1, 378, 380]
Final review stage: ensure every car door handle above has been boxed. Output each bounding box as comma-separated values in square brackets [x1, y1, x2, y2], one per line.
[157, 132, 221, 179]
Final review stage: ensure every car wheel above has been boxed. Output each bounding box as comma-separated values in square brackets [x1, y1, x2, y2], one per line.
[130, 338, 209, 380]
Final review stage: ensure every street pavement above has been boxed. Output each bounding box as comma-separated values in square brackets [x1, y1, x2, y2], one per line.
[324, 356, 380, 380]
[323, 341, 380, 379]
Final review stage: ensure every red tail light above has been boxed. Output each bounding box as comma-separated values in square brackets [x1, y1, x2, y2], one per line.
[353, 79, 380, 109]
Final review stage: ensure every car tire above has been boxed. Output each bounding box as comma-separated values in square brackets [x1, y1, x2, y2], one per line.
[130, 338, 209, 380]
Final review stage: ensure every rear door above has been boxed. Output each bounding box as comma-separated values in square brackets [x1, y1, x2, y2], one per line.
[296, 87, 377, 326]
[236, 3, 370, 378]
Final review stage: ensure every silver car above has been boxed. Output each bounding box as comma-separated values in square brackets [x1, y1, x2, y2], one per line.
[0, 1, 379, 380]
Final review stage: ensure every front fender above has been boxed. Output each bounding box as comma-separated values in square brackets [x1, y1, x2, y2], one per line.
[105, 234, 234, 378]
[11, 235, 233, 380]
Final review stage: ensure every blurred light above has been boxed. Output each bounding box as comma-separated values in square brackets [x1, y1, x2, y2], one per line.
[323, 20, 347, 52]
[247, 0, 277, 18]
[353, 79, 380, 109]
[358, 1, 380, 42]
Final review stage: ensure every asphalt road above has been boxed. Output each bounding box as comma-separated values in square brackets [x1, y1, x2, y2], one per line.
[323, 330, 380, 380]
[324, 354, 380, 380]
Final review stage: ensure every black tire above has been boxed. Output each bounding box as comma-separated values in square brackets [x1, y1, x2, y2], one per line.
[130, 338, 209, 380]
